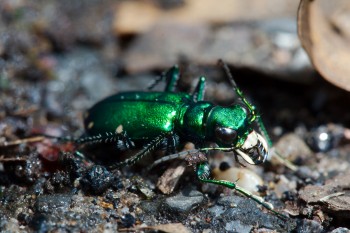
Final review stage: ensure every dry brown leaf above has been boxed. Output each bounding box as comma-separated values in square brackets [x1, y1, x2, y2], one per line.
[298, 0, 350, 91]
[114, 0, 299, 35]
[299, 170, 350, 216]
[157, 162, 186, 194]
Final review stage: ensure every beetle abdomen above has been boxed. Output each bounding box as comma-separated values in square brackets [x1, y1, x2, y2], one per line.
[84, 92, 190, 140]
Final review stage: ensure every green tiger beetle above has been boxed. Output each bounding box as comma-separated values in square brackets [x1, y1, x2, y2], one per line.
[47, 60, 287, 219]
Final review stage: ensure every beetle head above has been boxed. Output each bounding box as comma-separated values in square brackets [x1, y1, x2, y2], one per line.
[206, 105, 269, 165]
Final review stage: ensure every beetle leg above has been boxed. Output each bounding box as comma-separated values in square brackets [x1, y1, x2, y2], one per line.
[149, 149, 198, 169]
[192, 76, 206, 102]
[149, 147, 209, 170]
[196, 162, 288, 220]
[165, 133, 179, 154]
[147, 66, 180, 92]
[109, 133, 168, 169]
[74, 131, 132, 147]
[164, 66, 180, 92]
[116, 131, 135, 150]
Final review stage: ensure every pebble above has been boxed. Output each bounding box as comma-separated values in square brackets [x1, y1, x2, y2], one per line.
[225, 220, 252, 233]
[296, 219, 323, 233]
[273, 175, 297, 198]
[163, 189, 204, 215]
[121, 213, 135, 228]
[331, 227, 350, 233]
[212, 166, 263, 193]
[272, 133, 313, 164]
[34, 194, 72, 213]
[80, 165, 114, 195]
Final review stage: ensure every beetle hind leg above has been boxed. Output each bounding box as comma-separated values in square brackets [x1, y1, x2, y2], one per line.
[109, 133, 168, 169]
[115, 131, 135, 151]
[147, 66, 180, 92]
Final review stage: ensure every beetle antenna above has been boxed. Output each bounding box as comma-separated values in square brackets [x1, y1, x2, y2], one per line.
[218, 60, 297, 169]
[218, 59, 256, 122]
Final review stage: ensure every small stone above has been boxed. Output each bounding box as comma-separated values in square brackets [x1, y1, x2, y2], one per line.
[274, 175, 297, 198]
[28, 214, 50, 232]
[1, 218, 22, 233]
[208, 205, 225, 218]
[296, 219, 323, 233]
[121, 214, 135, 228]
[80, 165, 113, 194]
[163, 189, 204, 216]
[34, 194, 72, 213]
[331, 227, 350, 233]
[212, 166, 263, 194]
[272, 133, 313, 165]
[225, 220, 253, 232]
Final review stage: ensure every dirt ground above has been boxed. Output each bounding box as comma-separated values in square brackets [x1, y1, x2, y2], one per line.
[1, 1, 350, 232]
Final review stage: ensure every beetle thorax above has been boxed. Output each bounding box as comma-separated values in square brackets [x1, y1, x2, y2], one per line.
[205, 105, 250, 147]
[176, 102, 213, 141]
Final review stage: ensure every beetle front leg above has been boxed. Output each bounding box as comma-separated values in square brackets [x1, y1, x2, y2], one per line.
[147, 66, 180, 92]
[196, 162, 287, 220]
[192, 76, 206, 102]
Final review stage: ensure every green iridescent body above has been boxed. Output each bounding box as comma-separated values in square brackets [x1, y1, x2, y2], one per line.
[84, 91, 249, 146]
[74, 63, 285, 219]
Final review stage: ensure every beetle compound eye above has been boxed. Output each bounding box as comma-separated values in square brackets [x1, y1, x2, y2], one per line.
[215, 127, 237, 144]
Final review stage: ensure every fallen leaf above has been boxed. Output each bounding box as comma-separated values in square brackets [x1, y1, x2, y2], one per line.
[299, 170, 350, 216]
[157, 161, 186, 194]
[298, 0, 350, 91]
[114, 0, 299, 35]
